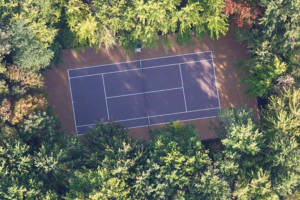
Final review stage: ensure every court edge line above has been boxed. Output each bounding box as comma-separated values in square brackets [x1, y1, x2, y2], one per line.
[68, 51, 212, 72]
[67, 71, 78, 134]
[70, 51, 217, 134]
[129, 115, 218, 129]
[70, 59, 213, 79]
[147, 116, 151, 127]
[179, 64, 188, 112]
[76, 106, 220, 128]
[139, 59, 151, 128]
[211, 51, 221, 109]
[101, 74, 110, 120]
[106, 87, 183, 99]
[77, 115, 218, 135]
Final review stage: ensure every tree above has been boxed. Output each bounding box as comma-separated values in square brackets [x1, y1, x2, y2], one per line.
[0, 0, 61, 47]
[214, 107, 277, 199]
[261, 88, 300, 197]
[224, 0, 261, 28]
[0, 28, 11, 62]
[0, 0, 62, 71]
[236, 0, 300, 99]
[0, 138, 57, 199]
[0, 125, 86, 199]
[216, 107, 264, 155]
[0, 64, 44, 127]
[262, 88, 300, 138]
[214, 92, 300, 199]
[243, 56, 287, 97]
[129, 0, 178, 47]
[215, 108, 264, 174]
[65, 167, 131, 200]
[258, 0, 300, 58]
[65, 0, 229, 49]
[133, 122, 230, 199]
[65, 123, 144, 199]
[9, 21, 54, 71]
[241, 0, 300, 59]
[65, 0, 99, 47]
[4, 65, 44, 89]
[203, 0, 229, 40]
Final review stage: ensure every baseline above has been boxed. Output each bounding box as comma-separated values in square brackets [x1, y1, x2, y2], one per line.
[68, 70, 78, 133]
[69, 51, 212, 73]
[101, 74, 110, 120]
[76, 106, 220, 128]
[76, 107, 220, 133]
[69, 59, 213, 79]
[179, 64, 187, 111]
[211, 51, 221, 108]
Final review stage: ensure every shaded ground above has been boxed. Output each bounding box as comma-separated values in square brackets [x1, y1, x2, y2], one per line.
[44, 33, 257, 141]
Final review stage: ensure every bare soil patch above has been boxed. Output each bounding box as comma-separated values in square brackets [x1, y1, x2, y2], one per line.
[44, 33, 257, 141]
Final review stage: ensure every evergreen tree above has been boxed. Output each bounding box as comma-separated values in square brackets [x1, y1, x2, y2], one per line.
[65, 123, 145, 199]
[261, 88, 300, 197]
[133, 122, 230, 199]
[237, 0, 300, 97]
[9, 21, 54, 71]
[243, 56, 287, 97]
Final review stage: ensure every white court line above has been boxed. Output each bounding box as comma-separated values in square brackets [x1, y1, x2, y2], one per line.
[119, 106, 220, 121]
[179, 64, 188, 112]
[77, 115, 218, 133]
[106, 87, 183, 99]
[68, 51, 218, 134]
[68, 71, 78, 133]
[76, 115, 150, 128]
[76, 106, 220, 128]
[68, 51, 212, 72]
[147, 116, 151, 126]
[139, 59, 151, 127]
[210, 51, 221, 109]
[101, 74, 110, 120]
[68, 61, 138, 72]
[140, 50, 212, 62]
[70, 59, 212, 79]
[129, 115, 218, 129]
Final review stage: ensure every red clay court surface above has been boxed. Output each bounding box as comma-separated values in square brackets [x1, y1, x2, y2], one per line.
[68, 51, 220, 134]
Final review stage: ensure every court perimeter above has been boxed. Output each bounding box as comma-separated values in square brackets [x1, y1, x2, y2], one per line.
[68, 51, 220, 134]
[44, 34, 258, 140]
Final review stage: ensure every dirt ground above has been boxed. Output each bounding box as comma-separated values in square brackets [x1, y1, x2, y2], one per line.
[44, 33, 257, 141]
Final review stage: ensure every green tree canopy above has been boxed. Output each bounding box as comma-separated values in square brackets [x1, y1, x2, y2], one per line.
[65, 0, 228, 49]
[238, 0, 300, 97]
[261, 88, 300, 197]
[133, 122, 230, 199]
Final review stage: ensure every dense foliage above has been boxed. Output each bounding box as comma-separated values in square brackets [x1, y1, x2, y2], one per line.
[0, 0, 61, 71]
[133, 122, 230, 199]
[0, 0, 299, 199]
[237, 0, 300, 97]
[65, 0, 228, 49]
[215, 99, 300, 199]
[224, 0, 261, 28]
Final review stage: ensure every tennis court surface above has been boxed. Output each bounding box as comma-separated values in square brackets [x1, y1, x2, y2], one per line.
[68, 51, 221, 134]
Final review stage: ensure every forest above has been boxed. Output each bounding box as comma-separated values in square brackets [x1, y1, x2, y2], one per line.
[0, 0, 299, 199]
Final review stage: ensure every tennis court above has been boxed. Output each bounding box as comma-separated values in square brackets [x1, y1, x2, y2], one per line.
[68, 51, 220, 134]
